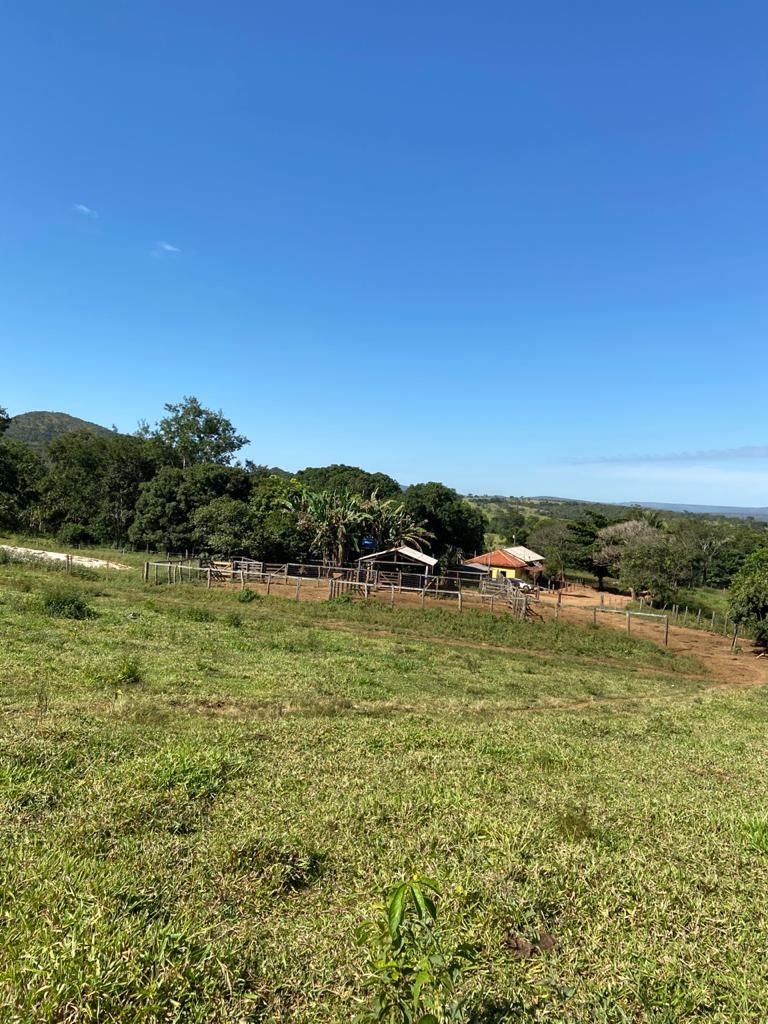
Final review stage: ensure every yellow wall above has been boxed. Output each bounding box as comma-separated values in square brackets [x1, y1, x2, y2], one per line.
[490, 566, 518, 579]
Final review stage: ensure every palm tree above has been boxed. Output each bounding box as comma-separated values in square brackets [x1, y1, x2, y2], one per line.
[288, 489, 368, 564]
[363, 492, 433, 552]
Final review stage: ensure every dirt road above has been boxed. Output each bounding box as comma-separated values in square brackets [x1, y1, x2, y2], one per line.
[0, 544, 131, 571]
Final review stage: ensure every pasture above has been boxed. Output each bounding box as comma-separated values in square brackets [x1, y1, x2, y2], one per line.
[1, 547, 768, 1022]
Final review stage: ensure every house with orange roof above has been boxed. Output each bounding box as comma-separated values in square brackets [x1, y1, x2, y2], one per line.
[463, 545, 545, 582]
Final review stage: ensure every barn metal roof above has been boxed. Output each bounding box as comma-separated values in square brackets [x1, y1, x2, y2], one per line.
[357, 545, 438, 566]
[503, 545, 545, 565]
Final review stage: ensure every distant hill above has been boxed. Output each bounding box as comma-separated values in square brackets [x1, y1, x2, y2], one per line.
[470, 494, 768, 523]
[6, 411, 115, 453]
[634, 501, 768, 521]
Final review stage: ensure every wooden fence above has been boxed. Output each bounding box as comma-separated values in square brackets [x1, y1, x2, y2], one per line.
[144, 559, 759, 645]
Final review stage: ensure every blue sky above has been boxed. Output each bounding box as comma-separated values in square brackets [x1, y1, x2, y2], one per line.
[2, 2, 766, 504]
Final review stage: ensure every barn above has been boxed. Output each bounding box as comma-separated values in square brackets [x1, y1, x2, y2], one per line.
[357, 545, 437, 583]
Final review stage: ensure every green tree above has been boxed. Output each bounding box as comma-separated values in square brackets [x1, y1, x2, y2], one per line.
[403, 483, 485, 564]
[0, 439, 45, 531]
[97, 435, 159, 544]
[673, 516, 732, 587]
[192, 496, 251, 556]
[129, 464, 251, 552]
[593, 520, 659, 583]
[567, 512, 609, 588]
[729, 549, 768, 645]
[141, 396, 249, 468]
[528, 521, 577, 584]
[0, 406, 10, 435]
[296, 464, 401, 499]
[489, 507, 528, 545]
[248, 475, 311, 562]
[41, 431, 111, 542]
[618, 532, 691, 601]
[40, 431, 156, 545]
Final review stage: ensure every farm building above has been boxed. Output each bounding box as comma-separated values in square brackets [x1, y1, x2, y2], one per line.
[357, 545, 437, 581]
[463, 545, 545, 582]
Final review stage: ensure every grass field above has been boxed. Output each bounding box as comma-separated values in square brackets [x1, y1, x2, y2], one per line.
[2, 545, 768, 1022]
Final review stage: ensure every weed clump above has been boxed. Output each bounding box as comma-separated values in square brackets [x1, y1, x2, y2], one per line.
[173, 606, 215, 623]
[112, 655, 144, 687]
[40, 586, 94, 620]
[229, 835, 326, 893]
[224, 611, 243, 628]
[237, 588, 261, 603]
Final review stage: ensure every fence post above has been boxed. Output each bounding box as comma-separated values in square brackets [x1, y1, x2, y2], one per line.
[144, 561, 149, 583]
[296, 576, 301, 601]
[664, 616, 669, 647]
[731, 625, 738, 652]
[458, 589, 463, 613]
[723, 612, 728, 636]
[555, 601, 560, 621]
[240, 570, 245, 591]
[267, 574, 272, 596]
[421, 588, 426, 608]
[626, 610, 631, 635]
[592, 607, 597, 626]
[207, 568, 211, 589]
[697, 609, 702, 627]
[154, 564, 158, 584]
[710, 611, 716, 632]
[522, 595, 528, 620]
[390, 584, 395, 607]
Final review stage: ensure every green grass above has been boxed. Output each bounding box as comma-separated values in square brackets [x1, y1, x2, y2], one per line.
[1, 551, 768, 1021]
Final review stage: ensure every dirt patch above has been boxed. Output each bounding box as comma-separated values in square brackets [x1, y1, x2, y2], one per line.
[0, 544, 131, 571]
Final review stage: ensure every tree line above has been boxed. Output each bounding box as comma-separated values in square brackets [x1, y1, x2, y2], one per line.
[0, 398, 486, 567]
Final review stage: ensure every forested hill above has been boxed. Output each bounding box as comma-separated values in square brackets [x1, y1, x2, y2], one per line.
[471, 494, 768, 523]
[7, 411, 115, 453]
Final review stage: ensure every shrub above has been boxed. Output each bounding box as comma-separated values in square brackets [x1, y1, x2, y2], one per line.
[69, 565, 101, 582]
[57, 523, 97, 546]
[41, 586, 94, 620]
[729, 549, 768, 645]
[224, 611, 243, 628]
[237, 588, 260, 603]
[229, 835, 325, 894]
[173, 606, 215, 623]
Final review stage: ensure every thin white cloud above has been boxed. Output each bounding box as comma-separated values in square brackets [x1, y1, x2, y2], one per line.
[574, 445, 768, 466]
[73, 202, 98, 217]
[155, 240, 180, 254]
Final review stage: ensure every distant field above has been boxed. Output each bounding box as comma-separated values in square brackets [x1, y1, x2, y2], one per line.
[2, 547, 768, 1021]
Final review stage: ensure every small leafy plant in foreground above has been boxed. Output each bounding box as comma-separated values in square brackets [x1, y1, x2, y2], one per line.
[356, 877, 476, 1023]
